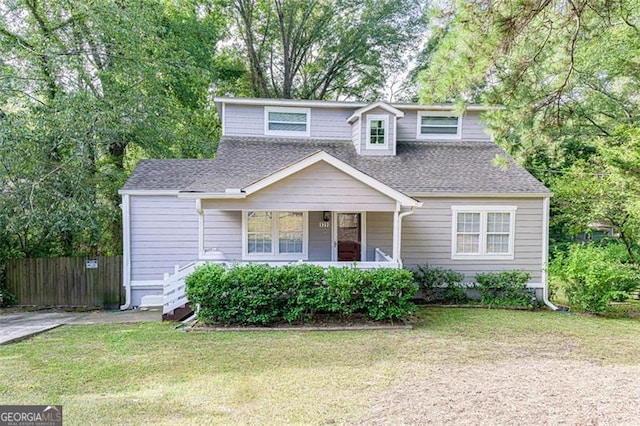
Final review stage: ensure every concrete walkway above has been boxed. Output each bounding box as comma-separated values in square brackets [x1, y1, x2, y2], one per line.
[0, 309, 160, 345]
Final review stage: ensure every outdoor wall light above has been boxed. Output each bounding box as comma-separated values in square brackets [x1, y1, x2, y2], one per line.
[323, 211, 331, 222]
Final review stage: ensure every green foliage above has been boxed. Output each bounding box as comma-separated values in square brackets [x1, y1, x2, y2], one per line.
[0, 262, 17, 307]
[0, 0, 237, 259]
[418, 1, 640, 259]
[186, 263, 418, 325]
[362, 268, 418, 320]
[320, 266, 366, 316]
[550, 243, 640, 312]
[414, 265, 466, 303]
[230, 0, 428, 100]
[475, 270, 534, 307]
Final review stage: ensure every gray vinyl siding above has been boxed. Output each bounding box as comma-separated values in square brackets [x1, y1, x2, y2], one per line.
[366, 212, 393, 260]
[359, 108, 395, 156]
[224, 104, 264, 136]
[396, 111, 418, 141]
[308, 211, 332, 260]
[224, 104, 352, 139]
[130, 196, 199, 281]
[311, 108, 352, 139]
[203, 210, 242, 261]
[461, 112, 490, 141]
[396, 110, 491, 142]
[202, 161, 396, 211]
[401, 198, 544, 283]
[351, 117, 361, 153]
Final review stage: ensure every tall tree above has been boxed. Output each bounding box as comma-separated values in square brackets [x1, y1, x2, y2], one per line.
[416, 0, 640, 245]
[229, 0, 428, 100]
[0, 0, 241, 258]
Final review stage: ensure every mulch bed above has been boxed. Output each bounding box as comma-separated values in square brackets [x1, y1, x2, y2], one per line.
[185, 313, 412, 332]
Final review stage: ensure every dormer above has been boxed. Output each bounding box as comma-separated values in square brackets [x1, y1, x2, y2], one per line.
[347, 102, 404, 156]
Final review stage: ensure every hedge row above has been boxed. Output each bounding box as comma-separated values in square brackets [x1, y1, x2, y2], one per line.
[185, 263, 418, 325]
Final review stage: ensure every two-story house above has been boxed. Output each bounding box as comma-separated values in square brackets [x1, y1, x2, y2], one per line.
[119, 97, 552, 316]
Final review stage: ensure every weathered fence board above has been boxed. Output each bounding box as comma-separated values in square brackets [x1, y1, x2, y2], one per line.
[6, 256, 123, 309]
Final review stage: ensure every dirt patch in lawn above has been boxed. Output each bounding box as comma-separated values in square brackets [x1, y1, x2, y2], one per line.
[360, 359, 640, 425]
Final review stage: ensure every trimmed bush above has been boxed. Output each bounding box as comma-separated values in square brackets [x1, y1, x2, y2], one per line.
[475, 270, 534, 307]
[414, 265, 466, 303]
[550, 243, 640, 312]
[185, 263, 418, 325]
[362, 268, 418, 320]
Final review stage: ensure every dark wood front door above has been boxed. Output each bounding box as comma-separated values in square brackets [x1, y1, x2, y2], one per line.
[337, 213, 361, 261]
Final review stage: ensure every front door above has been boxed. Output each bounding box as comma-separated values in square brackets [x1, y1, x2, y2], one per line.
[336, 213, 362, 261]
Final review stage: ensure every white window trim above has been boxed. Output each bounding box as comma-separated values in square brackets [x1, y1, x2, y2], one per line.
[365, 114, 389, 149]
[242, 210, 309, 260]
[451, 205, 517, 260]
[417, 111, 461, 140]
[264, 106, 311, 137]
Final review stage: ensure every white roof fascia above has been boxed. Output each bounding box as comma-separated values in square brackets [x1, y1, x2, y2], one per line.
[243, 151, 422, 207]
[213, 97, 502, 112]
[395, 104, 505, 111]
[409, 192, 552, 198]
[346, 101, 405, 123]
[178, 192, 247, 199]
[118, 189, 180, 196]
[214, 96, 365, 109]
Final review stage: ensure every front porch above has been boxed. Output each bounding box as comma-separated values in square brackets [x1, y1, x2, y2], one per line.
[198, 209, 402, 265]
[159, 244, 397, 320]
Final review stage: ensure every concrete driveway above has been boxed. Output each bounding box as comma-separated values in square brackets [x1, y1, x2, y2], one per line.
[0, 309, 160, 345]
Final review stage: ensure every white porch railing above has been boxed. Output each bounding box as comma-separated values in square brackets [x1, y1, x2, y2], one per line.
[163, 261, 202, 315]
[161, 248, 398, 316]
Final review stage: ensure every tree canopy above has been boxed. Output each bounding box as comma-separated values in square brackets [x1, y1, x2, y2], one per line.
[417, 0, 640, 253]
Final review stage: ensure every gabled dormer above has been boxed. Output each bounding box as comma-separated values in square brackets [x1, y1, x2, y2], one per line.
[346, 102, 404, 156]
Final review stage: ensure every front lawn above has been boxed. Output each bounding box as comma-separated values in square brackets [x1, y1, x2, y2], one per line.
[1, 308, 639, 424]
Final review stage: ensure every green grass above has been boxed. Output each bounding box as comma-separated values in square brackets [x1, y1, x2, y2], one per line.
[1, 308, 639, 425]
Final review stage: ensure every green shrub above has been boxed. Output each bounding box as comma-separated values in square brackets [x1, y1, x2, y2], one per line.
[414, 265, 466, 303]
[185, 263, 417, 325]
[550, 243, 640, 312]
[0, 262, 16, 307]
[274, 264, 325, 323]
[320, 266, 365, 316]
[186, 263, 282, 325]
[475, 270, 533, 307]
[362, 268, 418, 320]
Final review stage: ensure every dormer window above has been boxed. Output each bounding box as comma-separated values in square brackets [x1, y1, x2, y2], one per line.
[366, 115, 389, 149]
[265, 107, 310, 136]
[417, 111, 461, 139]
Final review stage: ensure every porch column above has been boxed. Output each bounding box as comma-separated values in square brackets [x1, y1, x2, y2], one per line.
[392, 202, 400, 262]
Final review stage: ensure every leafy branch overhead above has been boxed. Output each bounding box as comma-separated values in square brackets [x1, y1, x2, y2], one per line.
[230, 0, 428, 100]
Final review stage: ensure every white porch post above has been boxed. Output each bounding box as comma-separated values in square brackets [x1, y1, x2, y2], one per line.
[392, 202, 401, 262]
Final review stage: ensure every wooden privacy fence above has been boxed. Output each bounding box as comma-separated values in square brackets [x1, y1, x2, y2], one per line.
[6, 256, 123, 309]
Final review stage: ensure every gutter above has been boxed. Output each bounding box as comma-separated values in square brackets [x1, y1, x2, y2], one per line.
[120, 194, 132, 310]
[541, 196, 558, 311]
[396, 206, 417, 268]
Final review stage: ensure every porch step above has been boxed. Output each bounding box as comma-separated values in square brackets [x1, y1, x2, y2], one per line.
[162, 303, 194, 322]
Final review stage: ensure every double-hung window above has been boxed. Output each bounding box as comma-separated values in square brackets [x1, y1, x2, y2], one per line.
[244, 211, 307, 259]
[417, 111, 461, 139]
[366, 114, 389, 149]
[264, 107, 310, 136]
[451, 206, 516, 259]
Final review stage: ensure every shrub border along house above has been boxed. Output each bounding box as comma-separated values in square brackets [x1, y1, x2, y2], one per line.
[185, 263, 418, 325]
[414, 265, 536, 308]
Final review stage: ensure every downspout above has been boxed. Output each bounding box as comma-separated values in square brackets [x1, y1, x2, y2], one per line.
[120, 194, 132, 310]
[396, 206, 417, 268]
[541, 196, 558, 311]
[196, 199, 204, 258]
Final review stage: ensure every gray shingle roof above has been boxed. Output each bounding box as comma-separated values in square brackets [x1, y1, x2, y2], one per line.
[121, 137, 550, 195]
